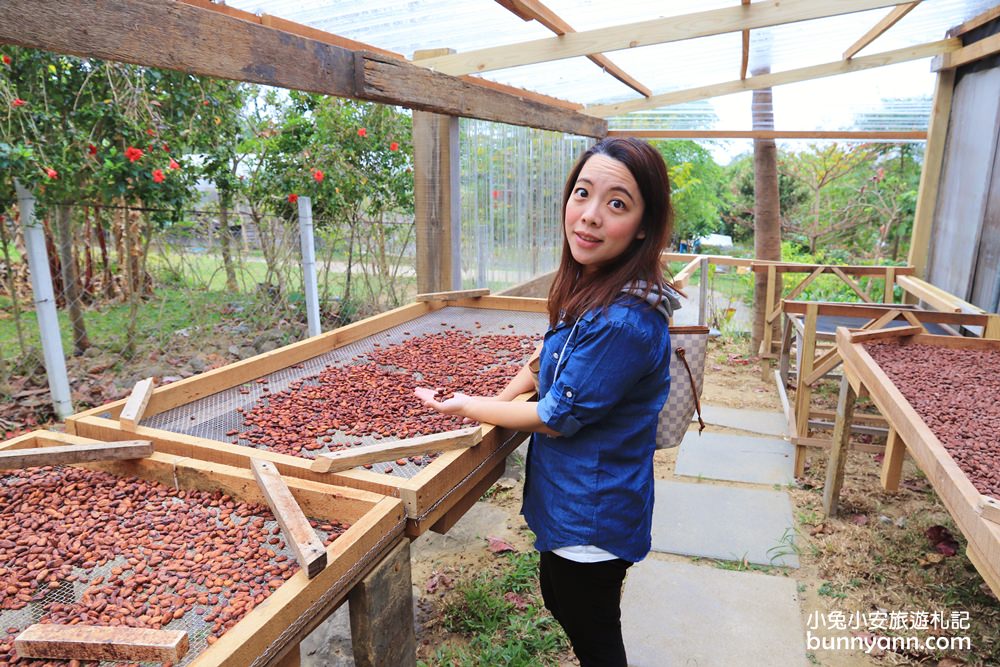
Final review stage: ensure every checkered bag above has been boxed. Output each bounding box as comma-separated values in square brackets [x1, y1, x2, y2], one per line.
[655, 326, 710, 449]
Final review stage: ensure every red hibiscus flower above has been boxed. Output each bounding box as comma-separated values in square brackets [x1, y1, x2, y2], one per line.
[2, 55, 11, 66]
[287, 193, 298, 204]
[145, 128, 155, 136]
[11, 98, 26, 107]
[45, 168, 58, 180]
[357, 128, 367, 137]
[152, 169, 165, 183]
[87, 144, 98, 156]
[168, 158, 180, 170]
[313, 169, 324, 183]
[125, 146, 144, 163]
[389, 142, 399, 151]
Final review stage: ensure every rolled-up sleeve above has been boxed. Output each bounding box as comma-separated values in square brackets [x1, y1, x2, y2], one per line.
[537, 320, 654, 437]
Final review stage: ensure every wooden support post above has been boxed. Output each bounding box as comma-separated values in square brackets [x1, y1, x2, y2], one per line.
[251, 459, 328, 578]
[908, 69, 955, 279]
[793, 303, 818, 476]
[119, 377, 154, 431]
[823, 375, 858, 517]
[985, 314, 1000, 340]
[275, 643, 301, 667]
[413, 48, 460, 295]
[349, 538, 416, 667]
[883, 266, 896, 303]
[760, 264, 778, 357]
[698, 256, 709, 326]
[880, 427, 906, 492]
[778, 316, 794, 386]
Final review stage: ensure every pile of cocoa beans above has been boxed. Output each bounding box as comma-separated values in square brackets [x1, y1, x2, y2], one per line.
[865, 341, 1000, 498]
[0, 465, 346, 665]
[237, 331, 536, 459]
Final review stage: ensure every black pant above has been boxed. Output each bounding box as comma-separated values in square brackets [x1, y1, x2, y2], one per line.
[538, 550, 632, 667]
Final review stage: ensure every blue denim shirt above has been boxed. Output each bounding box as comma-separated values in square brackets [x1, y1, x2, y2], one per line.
[522, 295, 671, 563]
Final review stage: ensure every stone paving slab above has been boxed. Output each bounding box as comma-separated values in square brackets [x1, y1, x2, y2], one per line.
[651, 480, 799, 568]
[622, 558, 807, 667]
[695, 404, 787, 438]
[675, 431, 795, 486]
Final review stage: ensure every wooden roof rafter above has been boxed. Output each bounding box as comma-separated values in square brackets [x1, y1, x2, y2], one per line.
[741, 0, 752, 81]
[585, 39, 959, 117]
[0, 0, 605, 138]
[413, 0, 913, 76]
[843, 2, 921, 60]
[494, 0, 652, 97]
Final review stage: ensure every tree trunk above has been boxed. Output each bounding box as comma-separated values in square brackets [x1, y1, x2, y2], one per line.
[55, 204, 90, 354]
[218, 201, 238, 291]
[750, 85, 782, 357]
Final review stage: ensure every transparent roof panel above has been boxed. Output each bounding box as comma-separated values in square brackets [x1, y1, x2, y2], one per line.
[223, 0, 997, 131]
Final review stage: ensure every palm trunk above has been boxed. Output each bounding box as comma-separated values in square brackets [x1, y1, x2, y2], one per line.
[750, 85, 782, 357]
[56, 204, 90, 354]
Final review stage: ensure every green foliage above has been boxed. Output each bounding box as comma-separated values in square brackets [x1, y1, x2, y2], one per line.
[429, 551, 568, 667]
[654, 140, 724, 241]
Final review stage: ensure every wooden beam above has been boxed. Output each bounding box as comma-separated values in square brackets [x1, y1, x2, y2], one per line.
[0, 1, 604, 139]
[947, 5, 1000, 37]
[416, 0, 908, 75]
[980, 496, 1000, 526]
[830, 266, 875, 303]
[310, 427, 483, 474]
[880, 427, 906, 492]
[119, 377, 154, 431]
[0, 440, 153, 470]
[895, 275, 983, 313]
[752, 263, 916, 276]
[457, 75, 581, 110]
[823, 375, 858, 517]
[358, 50, 605, 137]
[15, 625, 188, 663]
[588, 39, 958, 116]
[847, 324, 923, 343]
[607, 129, 927, 140]
[740, 0, 752, 80]
[908, 69, 955, 278]
[844, 3, 920, 59]
[495, 0, 652, 97]
[251, 459, 328, 578]
[415, 288, 490, 302]
[932, 32, 1000, 71]
[348, 539, 416, 667]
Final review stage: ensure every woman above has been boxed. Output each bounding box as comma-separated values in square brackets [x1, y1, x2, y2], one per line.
[415, 137, 678, 666]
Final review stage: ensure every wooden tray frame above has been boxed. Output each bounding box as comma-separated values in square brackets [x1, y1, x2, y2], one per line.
[0, 430, 405, 667]
[834, 329, 1000, 597]
[66, 296, 546, 536]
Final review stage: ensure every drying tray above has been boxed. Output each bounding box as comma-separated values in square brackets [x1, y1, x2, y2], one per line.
[0, 430, 404, 667]
[836, 330, 1000, 598]
[68, 296, 549, 536]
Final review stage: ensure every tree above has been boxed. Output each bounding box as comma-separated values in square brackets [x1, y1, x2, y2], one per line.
[654, 140, 724, 242]
[750, 83, 782, 357]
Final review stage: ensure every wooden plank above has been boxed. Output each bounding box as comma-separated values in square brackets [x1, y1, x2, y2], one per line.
[418, 0, 908, 75]
[947, 5, 1000, 37]
[348, 539, 416, 667]
[812, 409, 887, 424]
[884, 266, 897, 303]
[119, 377, 154, 430]
[251, 459, 328, 579]
[987, 315, 1000, 340]
[896, 275, 983, 313]
[310, 427, 483, 474]
[774, 369, 796, 439]
[673, 256, 703, 289]
[908, 69, 955, 278]
[497, 270, 556, 298]
[451, 295, 549, 313]
[767, 266, 824, 323]
[415, 288, 490, 302]
[0, 440, 152, 470]
[588, 40, 958, 116]
[662, 253, 755, 268]
[15, 624, 187, 663]
[847, 325, 923, 343]
[802, 349, 843, 387]
[792, 435, 885, 455]
[979, 496, 1000, 526]
[457, 75, 581, 110]
[822, 376, 858, 517]
[752, 263, 916, 276]
[932, 32, 1000, 71]
[358, 51, 606, 138]
[844, 2, 920, 59]
[761, 264, 778, 357]
[431, 459, 507, 534]
[880, 427, 906, 492]
[609, 129, 928, 140]
[830, 266, 875, 303]
[781, 300, 989, 326]
[966, 537, 1000, 599]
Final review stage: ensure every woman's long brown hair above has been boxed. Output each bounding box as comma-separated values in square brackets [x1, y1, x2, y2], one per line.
[547, 137, 674, 327]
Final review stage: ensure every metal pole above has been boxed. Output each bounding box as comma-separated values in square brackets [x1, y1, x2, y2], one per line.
[698, 256, 709, 327]
[297, 196, 321, 338]
[14, 180, 74, 419]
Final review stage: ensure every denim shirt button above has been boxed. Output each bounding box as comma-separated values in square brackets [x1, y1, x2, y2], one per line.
[565, 390, 573, 398]
[552, 352, 559, 359]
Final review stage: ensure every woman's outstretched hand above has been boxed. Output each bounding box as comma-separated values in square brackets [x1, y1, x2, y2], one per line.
[414, 387, 472, 416]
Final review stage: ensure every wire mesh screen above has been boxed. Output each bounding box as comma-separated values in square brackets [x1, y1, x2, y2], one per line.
[141, 306, 549, 478]
[0, 464, 355, 667]
[460, 120, 591, 291]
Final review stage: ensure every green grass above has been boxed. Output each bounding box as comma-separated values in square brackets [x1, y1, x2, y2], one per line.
[421, 551, 568, 667]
